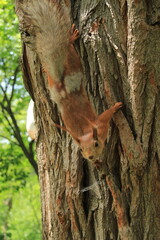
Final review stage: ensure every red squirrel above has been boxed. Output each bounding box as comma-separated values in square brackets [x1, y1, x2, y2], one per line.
[25, 0, 122, 161]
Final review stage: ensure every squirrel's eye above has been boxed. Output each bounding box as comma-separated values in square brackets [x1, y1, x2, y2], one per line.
[95, 142, 99, 147]
[89, 155, 94, 160]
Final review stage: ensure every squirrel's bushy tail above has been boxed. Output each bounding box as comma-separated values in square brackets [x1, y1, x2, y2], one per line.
[26, 0, 71, 82]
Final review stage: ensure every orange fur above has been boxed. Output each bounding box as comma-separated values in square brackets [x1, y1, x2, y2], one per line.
[26, 0, 122, 162]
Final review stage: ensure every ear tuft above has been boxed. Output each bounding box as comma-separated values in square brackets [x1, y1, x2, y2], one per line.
[92, 127, 98, 141]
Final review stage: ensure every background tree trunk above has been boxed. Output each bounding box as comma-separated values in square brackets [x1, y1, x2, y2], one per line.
[15, 0, 160, 239]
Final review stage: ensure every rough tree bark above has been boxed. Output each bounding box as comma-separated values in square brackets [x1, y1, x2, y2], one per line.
[15, 0, 160, 239]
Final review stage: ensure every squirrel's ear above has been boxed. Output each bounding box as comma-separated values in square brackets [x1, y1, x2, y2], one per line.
[92, 127, 98, 141]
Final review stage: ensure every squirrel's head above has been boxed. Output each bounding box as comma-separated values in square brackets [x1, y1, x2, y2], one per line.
[80, 139, 104, 161]
[76, 127, 104, 162]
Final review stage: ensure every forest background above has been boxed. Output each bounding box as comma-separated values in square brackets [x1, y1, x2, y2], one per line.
[0, 1, 42, 239]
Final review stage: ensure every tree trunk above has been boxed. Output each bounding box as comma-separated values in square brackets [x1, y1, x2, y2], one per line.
[15, 0, 160, 239]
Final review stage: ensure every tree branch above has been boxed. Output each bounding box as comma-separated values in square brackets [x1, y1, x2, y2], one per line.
[9, 65, 20, 102]
[0, 72, 38, 175]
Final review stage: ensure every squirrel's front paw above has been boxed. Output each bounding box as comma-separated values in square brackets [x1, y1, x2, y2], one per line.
[70, 24, 80, 42]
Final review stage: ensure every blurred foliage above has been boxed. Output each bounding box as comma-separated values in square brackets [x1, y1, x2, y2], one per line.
[0, 144, 30, 192]
[0, 0, 29, 141]
[0, 174, 41, 240]
[0, 0, 41, 239]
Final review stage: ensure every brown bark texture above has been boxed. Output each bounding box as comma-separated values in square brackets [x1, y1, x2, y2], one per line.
[15, 0, 160, 239]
